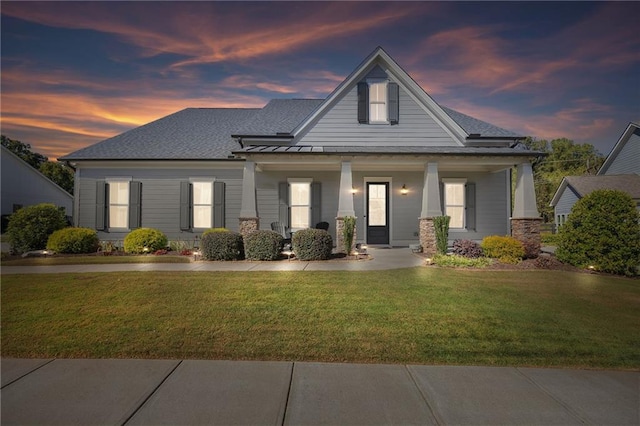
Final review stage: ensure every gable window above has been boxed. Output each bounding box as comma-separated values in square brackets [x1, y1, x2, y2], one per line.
[108, 180, 130, 229]
[369, 80, 388, 123]
[289, 179, 312, 231]
[357, 81, 399, 125]
[443, 179, 466, 229]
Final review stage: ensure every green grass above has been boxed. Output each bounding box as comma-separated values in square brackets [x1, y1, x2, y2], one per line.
[1, 255, 191, 266]
[2, 268, 639, 369]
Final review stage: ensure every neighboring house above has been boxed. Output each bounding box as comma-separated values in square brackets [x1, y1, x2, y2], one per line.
[60, 47, 543, 255]
[1, 145, 74, 217]
[550, 123, 640, 226]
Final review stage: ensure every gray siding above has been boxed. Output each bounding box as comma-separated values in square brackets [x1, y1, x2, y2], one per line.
[77, 166, 242, 241]
[603, 132, 640, 175]
[554, 188, 580, 217]
[297, 86, 458, 146]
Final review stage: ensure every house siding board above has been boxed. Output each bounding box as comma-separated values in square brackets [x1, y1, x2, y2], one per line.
[555, 188, 580, 217]
[297, 86, 457, 146]
[603, 131, 640, 175]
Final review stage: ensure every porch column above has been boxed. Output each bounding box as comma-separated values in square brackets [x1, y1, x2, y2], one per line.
[511, 162, 541, 258]
[239, 161, 259, 236]
[336, 161, 356, 253]
[419, 162, 442, 256]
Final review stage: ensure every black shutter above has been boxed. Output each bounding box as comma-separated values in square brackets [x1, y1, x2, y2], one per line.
[465, 183, 476, 231]
[278, 182, 289, 226]
[129, 181, 142, 229]
[357, 82, 369, 124]
[311, 182, 321, 227]
[213, 181, 226, 228]
[388, 82, 399, 125]
[180, 181, 191, 231]
[96, 181, 107, 231]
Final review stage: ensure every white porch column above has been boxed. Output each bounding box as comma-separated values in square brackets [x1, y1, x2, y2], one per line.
[420, 162, 442, 218]
[337, 161, 355, 217]
[513, 162, 539, 218]
[239, 161, 259, 236]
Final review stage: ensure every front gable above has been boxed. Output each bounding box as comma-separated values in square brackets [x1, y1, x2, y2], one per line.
[598, 122, 640, 175]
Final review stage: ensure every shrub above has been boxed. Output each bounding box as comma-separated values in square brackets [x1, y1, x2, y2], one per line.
[244, 230, 284, 261]
[452, 239, 483, 258]
[433, 216, 450, 254]
[46, 227, 100, 254]
[541, 232, 560, 246]
[201, 231, 244, 261]
[123, 228, 168, 254]
[202, 228, 229, 237]
[7, 203, 67, 254]
[433, 254, 493, 268]
[342, 216, 356, 254]
[556, 189, 640, 276]
[292, 228, 333, 261]
[481, 235, 525, 264]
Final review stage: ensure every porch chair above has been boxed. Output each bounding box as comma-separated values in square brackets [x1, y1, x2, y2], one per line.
[271, 222, 292, 244]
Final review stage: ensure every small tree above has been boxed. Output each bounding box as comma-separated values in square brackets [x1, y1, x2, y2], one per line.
[7, 203, 67, 254]
[342, 216, 356, 254]
[433, 216, 450, 255]
[556, 190, 640, 276]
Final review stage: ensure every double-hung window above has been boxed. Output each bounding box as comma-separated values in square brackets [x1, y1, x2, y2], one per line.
[369, 80, 388, 123]
[357, 80, 399, 125]
[191, 180, 213, 229]
[107, 179, 130, 229]
[289, 178, 312, 231]
[443, 179, 466, 229]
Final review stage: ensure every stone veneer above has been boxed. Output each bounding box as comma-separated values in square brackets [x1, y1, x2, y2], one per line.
[238, 217, 259, 238]
[511, 218, 542, 259]
[419, 218, 437, 256]
[335, 217, 356, 254]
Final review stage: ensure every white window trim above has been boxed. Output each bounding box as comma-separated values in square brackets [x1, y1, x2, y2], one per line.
[442, 178, 467, 230]
[288, 178, 313, 231]
[189, 178, 216, 230]
[105, 177, 132, 231]
[367, 79, 389, 124]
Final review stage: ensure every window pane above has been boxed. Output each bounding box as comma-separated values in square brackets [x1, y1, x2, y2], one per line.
[193, 206, 212, 228]
[370, 104, 387, 122]
[446, 183, 464, 205]
[110, 181, 129, 204]
[370, 82, 387, 102]
[109, 206, 128, 228]
[290, 183, 310, 205]
[193, 182, 212, 205]
[447, 206, 464, 228]
[291, 206, 309, 229]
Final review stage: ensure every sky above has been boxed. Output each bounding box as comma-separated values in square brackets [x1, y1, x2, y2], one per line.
[1, 1, 639, 161]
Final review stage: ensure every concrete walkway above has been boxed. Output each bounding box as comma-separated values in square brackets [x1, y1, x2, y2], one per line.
[1, 358, 637, 425]
[0, 247, 425, 274]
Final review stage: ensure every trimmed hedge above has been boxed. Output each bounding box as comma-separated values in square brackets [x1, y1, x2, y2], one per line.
[7, 203, 67, 254]
[202, 228, 229, 237]
[123, 228, 168, 254]
[201, 231, 244, 261]
[244, 230, 284, 261]
[292, 228, 333, 261]
[452, 239, 483, 258]
[481, 235, 525, 264]
[556, 189, 640, 276]
[47, 227, 100, 254]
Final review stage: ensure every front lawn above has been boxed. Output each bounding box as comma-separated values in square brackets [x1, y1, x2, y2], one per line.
[1, 254, 191, 266]
[2, 268, 638, 369]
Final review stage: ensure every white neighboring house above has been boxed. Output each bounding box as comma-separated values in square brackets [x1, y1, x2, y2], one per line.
[550, 122, 640, 227]
[1, 145, 74, 218]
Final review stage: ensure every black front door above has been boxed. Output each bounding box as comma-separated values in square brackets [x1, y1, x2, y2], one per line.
[366, 182, 389, 244]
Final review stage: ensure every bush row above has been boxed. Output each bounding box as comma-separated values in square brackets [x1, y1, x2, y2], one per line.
[443, 236, 525, 265]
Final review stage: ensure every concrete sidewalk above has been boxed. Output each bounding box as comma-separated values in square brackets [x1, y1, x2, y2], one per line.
[0, 247, 425, 274]
[1, 359, 637, 425]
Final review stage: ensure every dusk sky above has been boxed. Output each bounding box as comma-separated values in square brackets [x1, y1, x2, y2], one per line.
[1, 1, 639, 161]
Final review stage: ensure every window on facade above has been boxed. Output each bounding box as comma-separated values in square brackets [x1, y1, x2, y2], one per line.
[369, 80, 388, 123]
[108, 181, 129, 228]
[290, 182, 311, 230]
[444, 181, 465, 229]
[192, 181, 213, 229]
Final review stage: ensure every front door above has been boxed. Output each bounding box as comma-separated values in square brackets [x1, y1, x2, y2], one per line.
[366, 182, 389, 244]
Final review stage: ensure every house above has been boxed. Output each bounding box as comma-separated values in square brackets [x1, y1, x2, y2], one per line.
[1, 145, 74, 219]
[550, 122, 640, 226]
[60, 47, 543, 256]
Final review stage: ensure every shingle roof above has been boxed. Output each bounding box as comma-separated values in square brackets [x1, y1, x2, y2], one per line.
[232, 99, 323, 136]
[60, 108, 259, 161]
[565, 174, 640, 199]
[441, 106, 522, 138]
[236, 145, 538, 156]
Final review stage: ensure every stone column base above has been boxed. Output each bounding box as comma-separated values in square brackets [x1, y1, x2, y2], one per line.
[419, 218, 437, 256]
[239, 217, 259, 238]
[511, 217, 542, 259]
[335, 217, 357, 254]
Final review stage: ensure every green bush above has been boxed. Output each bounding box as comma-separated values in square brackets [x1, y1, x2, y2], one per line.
[292, 228, 333, 261]
[7, 203, 67, 254]
[541, 232, 560, 246]
[434, 216, 451, 254]
[433, 254, 493, 268]
[244, 230, 284, 261]
[202, 228, 229, 237]
[123, 228, 168, 254]
[342, 216, 356, 254]
[201, 231, 244, 261]
[481, 235, 525, 264]
[556, 190, 640, 276]
[47, 227, 99, 254]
